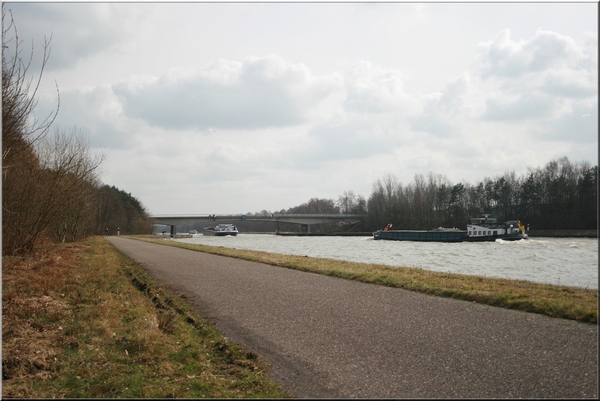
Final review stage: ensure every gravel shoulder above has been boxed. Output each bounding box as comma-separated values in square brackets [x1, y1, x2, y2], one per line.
[107, 236, 597, 398]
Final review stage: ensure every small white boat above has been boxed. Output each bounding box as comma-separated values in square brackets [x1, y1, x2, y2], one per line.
[203, 224, 238, 236]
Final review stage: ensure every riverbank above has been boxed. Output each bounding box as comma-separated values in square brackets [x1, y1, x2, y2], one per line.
[2, 237, 289, 398]
[136, 236, 597, 323]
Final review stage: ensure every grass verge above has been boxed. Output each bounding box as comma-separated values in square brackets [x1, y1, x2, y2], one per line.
[135, 236, 597, 324]
[2, 236, 290, 398]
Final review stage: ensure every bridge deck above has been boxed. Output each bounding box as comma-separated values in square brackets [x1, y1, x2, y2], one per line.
[151, 214, 365, 226]
[151, 214, 366, 235]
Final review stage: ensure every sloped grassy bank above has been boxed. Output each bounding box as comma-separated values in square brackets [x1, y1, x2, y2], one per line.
[2, 236, 290, 398]
[136, 236, 597, 324]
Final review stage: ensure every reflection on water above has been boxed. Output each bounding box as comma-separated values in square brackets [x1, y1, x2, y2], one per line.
[176, 235, 598, 289]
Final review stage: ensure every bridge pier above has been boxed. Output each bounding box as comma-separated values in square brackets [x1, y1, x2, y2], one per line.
[170, 225, 176, 237]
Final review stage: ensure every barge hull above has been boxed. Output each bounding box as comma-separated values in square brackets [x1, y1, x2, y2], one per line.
[373, 230, 467, 242]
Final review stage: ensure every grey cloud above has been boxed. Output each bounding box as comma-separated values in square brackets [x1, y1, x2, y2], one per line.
[540, 72, 597, 98]
[541, 102, 598, 143]
[35, 86, 133, 150]
[343, 61, 410, 114]
[478, 29, 585, 80]
[409, 115, 454, 138]
[436, 75, 469, 112]
[409, 75, 470, 137]
[524, 30, 575, 72]
[478, 30, 530, 79]
[303, 123, 395, 164]
[6, 3, 121, 71]
[113, 55, 336, 131]
[482, 93, 555, 121]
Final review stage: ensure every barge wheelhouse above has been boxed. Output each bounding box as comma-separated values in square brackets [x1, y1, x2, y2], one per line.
[466, 215, 527, 242]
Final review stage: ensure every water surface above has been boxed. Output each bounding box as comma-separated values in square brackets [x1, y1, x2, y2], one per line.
[176, 235, 598, 289]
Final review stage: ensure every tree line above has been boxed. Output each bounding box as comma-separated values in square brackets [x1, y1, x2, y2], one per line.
[239, 157, 597, 233]
[365, 157, 597, 231]
[2, 10, 152, 255]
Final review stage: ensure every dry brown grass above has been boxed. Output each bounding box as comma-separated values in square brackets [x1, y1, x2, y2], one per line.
[2, 243, 83, 389]
[137, 236, 598, 324]
[2, 237, 289, 398]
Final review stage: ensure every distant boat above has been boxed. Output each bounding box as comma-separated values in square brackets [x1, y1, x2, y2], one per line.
[373, 215, 528, 242]
[203, 224, 238, 236]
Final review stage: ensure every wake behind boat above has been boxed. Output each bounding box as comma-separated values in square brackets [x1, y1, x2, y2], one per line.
[373, 215, 528, 242]
[203, 224, 238, 236]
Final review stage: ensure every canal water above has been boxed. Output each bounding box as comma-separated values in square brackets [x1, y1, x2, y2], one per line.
[176, 235, 598, 289]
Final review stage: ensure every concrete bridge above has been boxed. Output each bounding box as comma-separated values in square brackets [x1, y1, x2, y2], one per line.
[151, 214, 366, 236]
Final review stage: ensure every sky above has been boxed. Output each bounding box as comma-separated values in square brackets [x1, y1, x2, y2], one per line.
[5, 1, 598, 215]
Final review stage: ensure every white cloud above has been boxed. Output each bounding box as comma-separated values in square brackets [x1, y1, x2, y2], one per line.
[343, 61, 415, 115]
[475, 29, 597, 128]
[112, 54, 338, 131]
[478, 29, 589, 79]
[409, 73, 481, 137]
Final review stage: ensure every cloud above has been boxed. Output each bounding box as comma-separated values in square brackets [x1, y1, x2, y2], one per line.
[409, 73, 478, 137]
[5, 3, 124, 71]
[36, 85, 136, 150]
[482, 92, 556, 121]
[478, 29, 586, 79]
[540, 68, 597, 99]
[474, 29, 597, 125]
[113, 54, 337, 131]
[343, 61, 414, 114]
[302, 122, 397, 165]
[477, 30, 530, 79]
[525, 30, 578, 72]
[542, 100, 598, 143]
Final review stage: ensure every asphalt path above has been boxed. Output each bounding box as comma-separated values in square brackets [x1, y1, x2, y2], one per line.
[106, 237, 597, 398]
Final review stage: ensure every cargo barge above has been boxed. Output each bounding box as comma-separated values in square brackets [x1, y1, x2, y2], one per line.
[373, 215, 528, 242]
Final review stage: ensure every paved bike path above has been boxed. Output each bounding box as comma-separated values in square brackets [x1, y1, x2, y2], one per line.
[107, 237, 597, 398]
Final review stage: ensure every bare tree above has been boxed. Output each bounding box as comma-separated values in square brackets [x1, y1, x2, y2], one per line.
[3, 126, 104, 253]
[336, 190, 367, 214]
[38, 127, 105, 243]
[2, 7, 59, 176]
